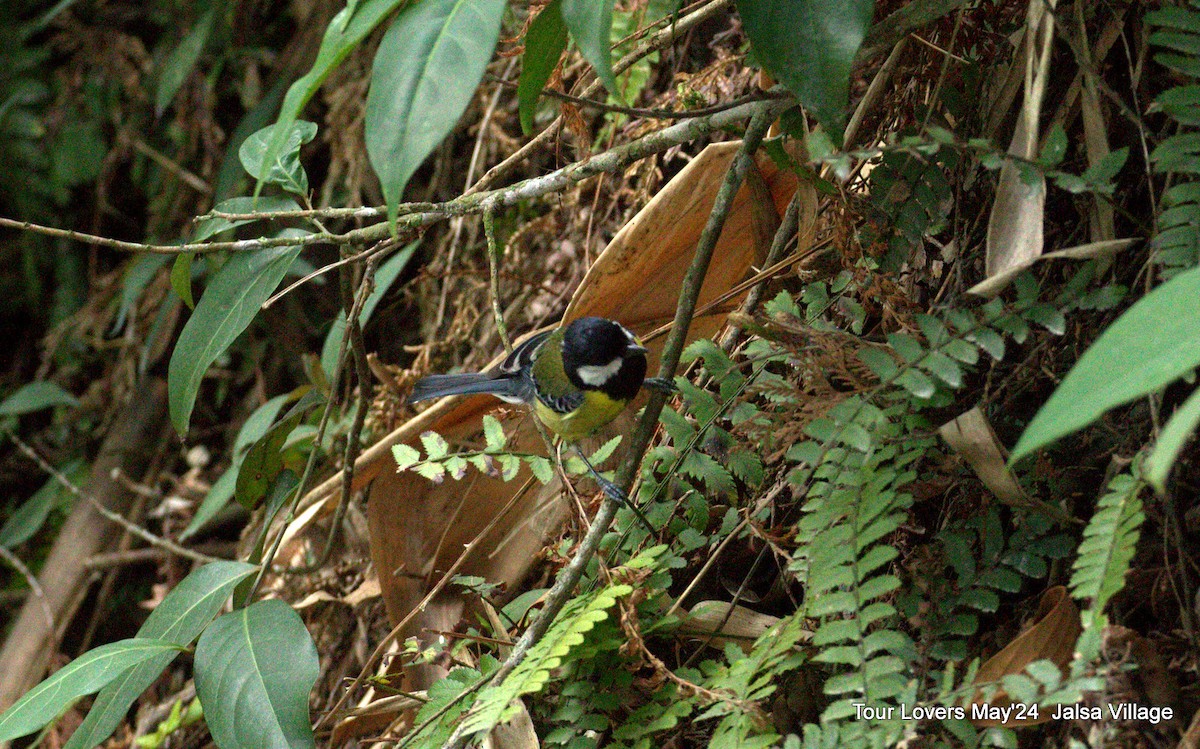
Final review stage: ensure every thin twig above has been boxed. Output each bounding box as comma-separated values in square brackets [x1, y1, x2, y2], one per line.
[482, 204, 512, 354]
[5, 430, 223, 565]
[0, 544, 55, 633]
[0, 216, 337, 255]
[439, 105, 776, 749]
[313, 475, 541, 733]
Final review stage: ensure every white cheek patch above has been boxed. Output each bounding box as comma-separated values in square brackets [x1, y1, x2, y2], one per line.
[576, 357, 624, 386]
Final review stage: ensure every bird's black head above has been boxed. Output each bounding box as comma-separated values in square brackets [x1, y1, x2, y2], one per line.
[561, 317, 647, 399]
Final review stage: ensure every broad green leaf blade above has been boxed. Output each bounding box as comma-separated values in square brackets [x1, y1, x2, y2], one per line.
[168, 246, 302, 435]
[155, 0, 220, 114]
[736, 0, 874, 140]
[561, 0, 618, 97]
[238, 121, 317, 195]
[194, 600, 319, 749]
[182, 394, 291, 539]
[1146, 385, 1200, 493]
[192, 196, 301, 243]
[364, 0, 507, 224]
[171, 253, 195, 309]
[252, 0, 407, 197]
[0, 380, 79, 416]
[0, 639, 181, 742]
[320, 240, 419, 377]
[1012, 264, 1200, 462]
[64, 562, 257, 749]
[518, 0, 568, 134]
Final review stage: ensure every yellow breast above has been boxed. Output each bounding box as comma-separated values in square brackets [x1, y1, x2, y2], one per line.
[534, 390, 628, 442]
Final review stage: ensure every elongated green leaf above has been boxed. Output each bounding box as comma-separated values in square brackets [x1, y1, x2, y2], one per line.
[0, 380, 78, 416]
[155, 0, 221, 114]
[194, 600, 319, 749]
[64, 563, 257, 749]
[0, 639, 181, 741]
[239, 121, 317, 195]
[1146, 385, 1200, 493]
[192, 196, 301, 244]
[320, 240, 418, 377]
[0, 459, 85, 548]
[253, 0, 407, 197]
[518, 0, 568, 134]
[116, 254, 171, 331]
[561, 0, 617, 96]
[364, 0, 507, 224]
[1011, 265, 1200, 462]
[182, 394, 291, 539]
[168, 246, 302, 435]
[736, 0, 874, 139]
[171, 253, 195, 309]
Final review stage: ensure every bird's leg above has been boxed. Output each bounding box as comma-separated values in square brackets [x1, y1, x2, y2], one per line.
[642, 377, 677, 394]
[571, 444, 656, 535]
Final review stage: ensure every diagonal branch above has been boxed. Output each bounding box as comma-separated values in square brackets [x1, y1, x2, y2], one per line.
[438, 106, 777, 749]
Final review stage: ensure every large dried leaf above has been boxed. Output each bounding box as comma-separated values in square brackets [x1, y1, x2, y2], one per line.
[970, 586, 1080, 727]
[983, 0, 1057, 283]
[330, 139, 811, 692]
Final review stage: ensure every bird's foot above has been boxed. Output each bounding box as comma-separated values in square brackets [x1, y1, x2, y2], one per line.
[595, 474, 630, 505]
[642, 377, 677, 394]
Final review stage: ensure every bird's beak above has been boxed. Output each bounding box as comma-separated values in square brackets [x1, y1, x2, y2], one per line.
[628, 343, 648, 355]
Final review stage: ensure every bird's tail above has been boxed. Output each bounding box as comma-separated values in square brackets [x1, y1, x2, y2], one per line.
[408, 373, 515, 403]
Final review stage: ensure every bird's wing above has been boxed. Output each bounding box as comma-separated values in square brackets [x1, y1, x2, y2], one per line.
[494, 328, 556, 376]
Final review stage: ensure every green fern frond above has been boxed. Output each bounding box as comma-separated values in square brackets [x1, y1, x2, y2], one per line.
[1148, 4, 1200, 274]
[459, 584, 633, 738]
[1069, 471, 1145, 621]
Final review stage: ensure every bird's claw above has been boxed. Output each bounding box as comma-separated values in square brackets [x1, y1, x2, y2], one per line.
[642, 377, 677, 394]
[596, 476, 629, 505]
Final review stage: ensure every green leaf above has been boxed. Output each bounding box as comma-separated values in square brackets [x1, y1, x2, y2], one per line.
[194, 600, 319, 749]
[0, 460, 86, 548]
[320, 241, 418, 378]
[561, 0, 618, 97]
[251, 0, 407, 197]
[182, 394, 291, 539]
[192, 196, 302, 243]
[168, 246, 302, 435]
[421, 430, 450, 460]
[365, 0, 507, 224]
[115, 254, 171, 331]
[1146, 386, 1200, 493]
[482, 414, 507, 451]
[527, 456, 555, 484]
[1038, 123, 1068, 167]
[896, 369, 936, 399]
[170, 254, 195, 309]
[0, 380, 78, 416]
[155, 0, 221, 114]
[736, 0, 874, 140]
[518, 0, 568, 134]
[238, 121, 317, 196]
[65, 563, 257, 749]
[1011, 265, 1200, 462]
[234, 391, 322, 510]
[392, 443, 421, 470]
[0, 639, 182, 742]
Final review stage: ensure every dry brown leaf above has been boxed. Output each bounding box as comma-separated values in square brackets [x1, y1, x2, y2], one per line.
[970, 585, 1080, 727]
[939, 406, 1074, 523]
[983, 0, 1057, 283]
[358, 139, 811, 694]
[678, 600, 797, 654]
[939, 406, 1024, 505]
[969, 238, 1134, 298]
